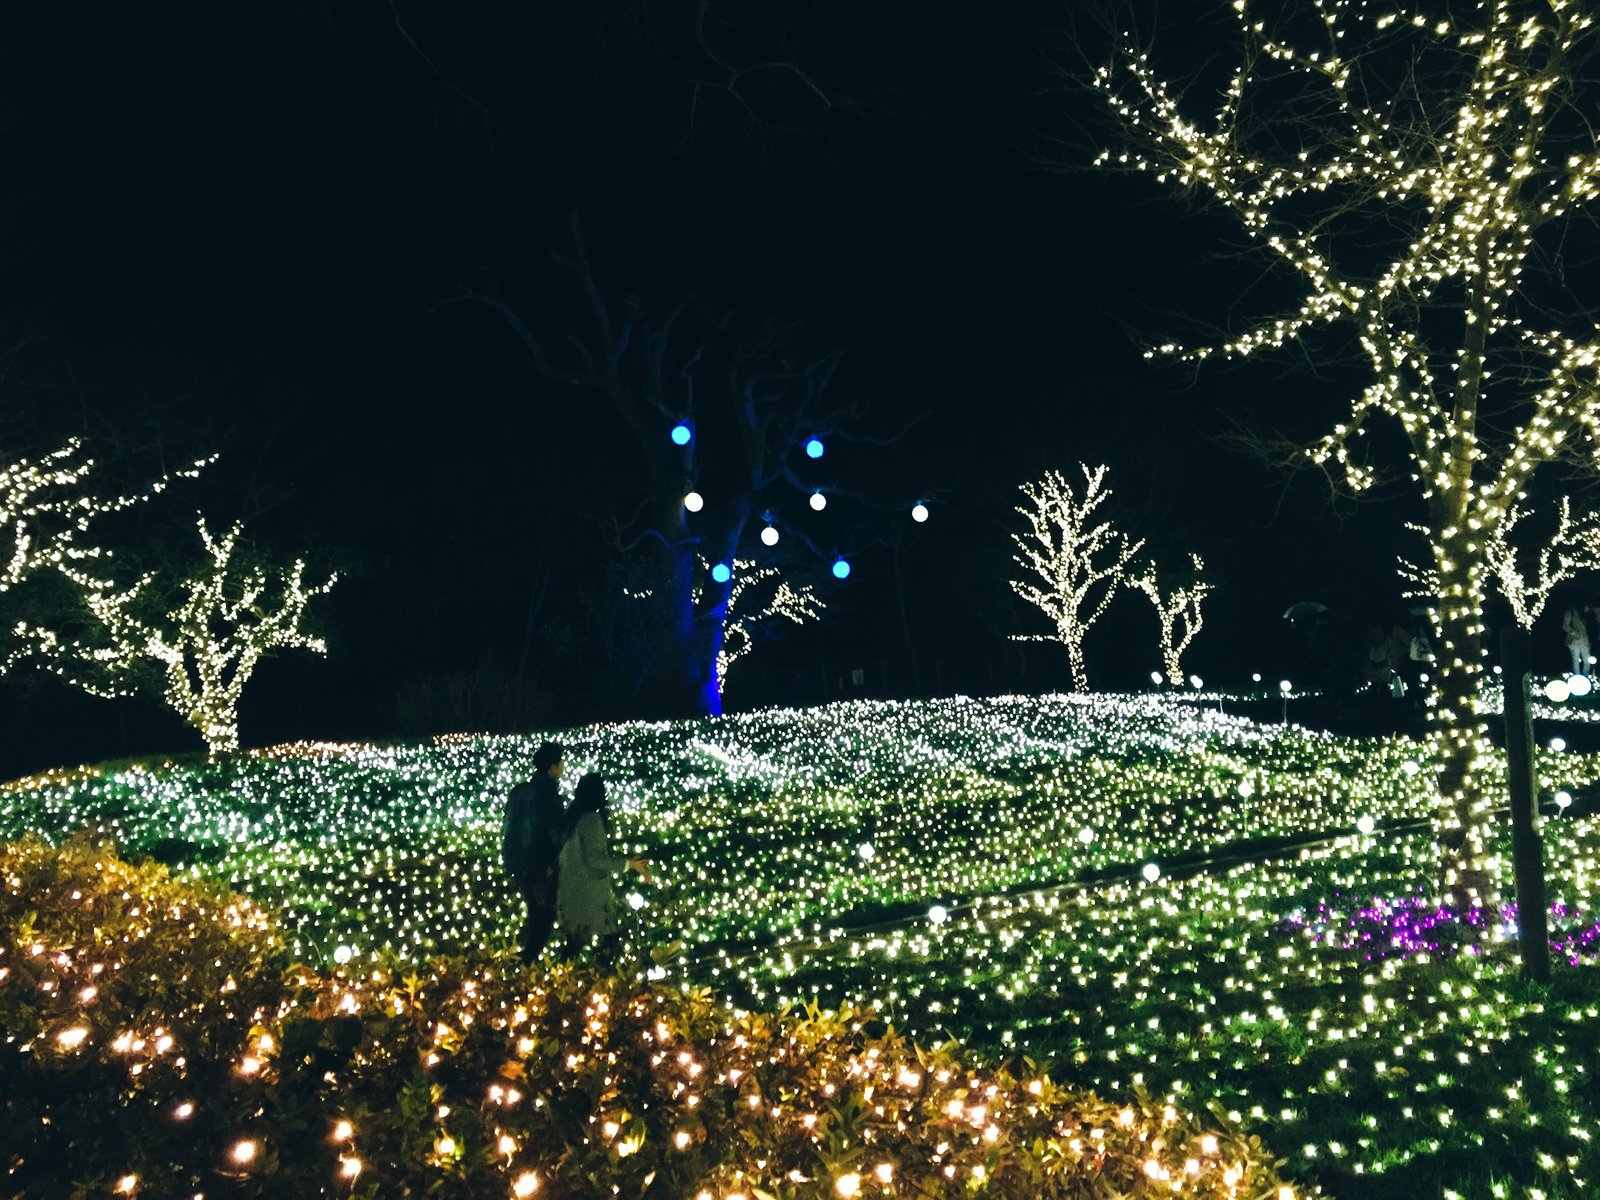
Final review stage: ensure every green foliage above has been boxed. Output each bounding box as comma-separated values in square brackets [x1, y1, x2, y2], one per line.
[1, 838, 1291, 1198]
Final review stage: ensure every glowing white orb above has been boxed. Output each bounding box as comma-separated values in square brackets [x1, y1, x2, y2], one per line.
[683, 491, 704, 513]
[1252, 673, 1261, 682]
[1544, 678, 1570, 703]
[333, 945, 353, 965]
[1189, 675, 1203, 690]
[626, 892, 646, 911]
[857, 842, 875, 862]
[760, 525, 779, 546]
[1141, 862, 1161, 882]
[809, 491, 827, 512]
[928, 904, 948, 926]
[1279, 679, 1293, 694]
[1077, 827, 1094, 845]
[1356, 815, 1376, 836]
[1550, 737, 1567, 752]
[911, 503, 929, 523]
[1555, 790, 1573, 810]
[1150, 671, 1163, 686]
[1401, 760, 1420, 777]
[1568, 674, 1592, 698]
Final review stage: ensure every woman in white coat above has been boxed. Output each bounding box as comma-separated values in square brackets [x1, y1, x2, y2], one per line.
[557, 773, 652, 956]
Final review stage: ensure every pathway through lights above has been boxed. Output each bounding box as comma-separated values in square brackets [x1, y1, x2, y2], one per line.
[809, 491, 827, 512]
[683, 491, 705, 513]
[911, 502, 929, 523]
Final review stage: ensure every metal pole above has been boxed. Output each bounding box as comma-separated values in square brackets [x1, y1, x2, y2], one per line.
[1501, 626, 1550, 983]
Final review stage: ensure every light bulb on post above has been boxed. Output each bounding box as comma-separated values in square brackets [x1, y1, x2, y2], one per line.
[683, 491, 704, 513]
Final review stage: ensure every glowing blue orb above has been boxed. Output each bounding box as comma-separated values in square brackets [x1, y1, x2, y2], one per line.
[710, 562, 732, 584]
[832, 558, 851, 580]
[670, 423, 692, 446]
[805, 437, 825, 459]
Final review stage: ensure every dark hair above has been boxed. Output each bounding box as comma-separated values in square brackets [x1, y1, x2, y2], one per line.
[564, 773, 609, 838]
[532, 741, 566, 773]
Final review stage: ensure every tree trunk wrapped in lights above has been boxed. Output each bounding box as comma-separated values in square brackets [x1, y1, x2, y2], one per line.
[1010, 465, 1143, 692]
[1092, 0, 1600, 911]
[1132, 553, 1211, 687]
[71, 517, 336, 755]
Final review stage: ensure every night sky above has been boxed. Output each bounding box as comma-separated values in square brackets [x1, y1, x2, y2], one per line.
[1, 1, 1430, 776]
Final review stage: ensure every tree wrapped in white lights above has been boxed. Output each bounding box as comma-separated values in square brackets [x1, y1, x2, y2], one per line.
[2, 439, 205, 677]
[1486, 498, 1600, 631]
[1011, 465, 1143, 692]
[73, 517, 336, 755]
[1092, 0, 1600, 909]
[704, 558, 826, 688]
[1132, 553, 1211, 687]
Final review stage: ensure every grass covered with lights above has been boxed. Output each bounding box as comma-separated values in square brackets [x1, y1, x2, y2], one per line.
[4, 692, 1600, 1198]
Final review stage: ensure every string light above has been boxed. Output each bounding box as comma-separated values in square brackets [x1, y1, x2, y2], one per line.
[1132, 553, 1212, 687]
[1011, 465, 1144, 691]
[66, 516, 336, 755]
[1092, 0, 1600, 913]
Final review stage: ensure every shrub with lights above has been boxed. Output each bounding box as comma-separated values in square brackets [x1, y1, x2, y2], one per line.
[0, 835, 1293, 1199]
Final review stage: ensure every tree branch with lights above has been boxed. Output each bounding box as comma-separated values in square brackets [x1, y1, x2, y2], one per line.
[67, 517, 337, 755]
[1010, 465, 1144, 692]
[1091, 0, 1600, 909]
[1, 438, 207, 680]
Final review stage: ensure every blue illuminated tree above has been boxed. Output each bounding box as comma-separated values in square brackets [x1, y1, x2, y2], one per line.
[459, 217, 866, 717]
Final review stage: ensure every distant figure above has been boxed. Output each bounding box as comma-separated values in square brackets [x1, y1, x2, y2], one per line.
[557, 773, 653, 960]
[1564, 607, 1591, 676]
[502, 740, 568, 964]
[1362, 625, 1394, 690]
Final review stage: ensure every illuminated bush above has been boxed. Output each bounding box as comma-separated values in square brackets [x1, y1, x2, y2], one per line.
[0, 837, 1292, 1198]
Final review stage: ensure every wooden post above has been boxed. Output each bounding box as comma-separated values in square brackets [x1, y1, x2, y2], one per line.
[1501, 626, 1550, 983]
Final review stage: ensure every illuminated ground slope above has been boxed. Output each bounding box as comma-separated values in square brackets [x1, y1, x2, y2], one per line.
[3, 692, 1598, 1197]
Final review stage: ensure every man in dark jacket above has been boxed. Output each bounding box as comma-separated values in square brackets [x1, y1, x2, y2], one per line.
[502, 740, 567, 963]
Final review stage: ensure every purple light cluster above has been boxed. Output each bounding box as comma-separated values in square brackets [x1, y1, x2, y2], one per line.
[1279, 896, 1600, 965]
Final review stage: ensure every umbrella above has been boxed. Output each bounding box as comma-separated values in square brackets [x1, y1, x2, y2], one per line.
[1282, 601, 1330, 621]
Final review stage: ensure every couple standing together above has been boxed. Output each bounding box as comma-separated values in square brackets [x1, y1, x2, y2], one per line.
[501, 740, 653, 963]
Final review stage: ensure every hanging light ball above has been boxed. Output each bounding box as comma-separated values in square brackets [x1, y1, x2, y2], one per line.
[670, 423, 692, 446]
[809, 491, 827, 512]
[710, 562, 732, 584]
[683, 491, 704, 513]
[804, 437, 825, 459]
[760, 525, 779, 546]
[911, 502, 929, 523]
[832, 558, 851, 580]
